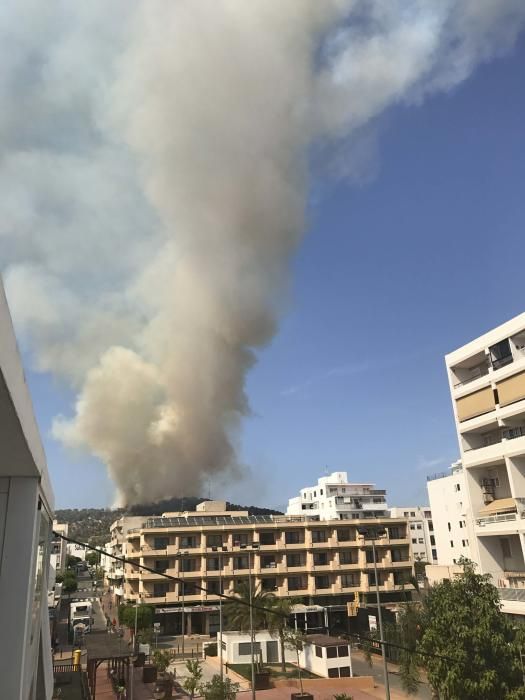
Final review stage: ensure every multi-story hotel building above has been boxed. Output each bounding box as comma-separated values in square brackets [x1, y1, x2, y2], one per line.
[446, 312, 525, 616]
[286, 471, 389, 520]
[118, 500, 412, 636]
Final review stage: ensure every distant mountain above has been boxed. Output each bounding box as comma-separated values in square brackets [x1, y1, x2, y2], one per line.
[55, 498, 283, 546]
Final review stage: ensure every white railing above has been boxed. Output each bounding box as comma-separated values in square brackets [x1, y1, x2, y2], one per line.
[476, 512, 517, 526]
[499, 588, 525, 602]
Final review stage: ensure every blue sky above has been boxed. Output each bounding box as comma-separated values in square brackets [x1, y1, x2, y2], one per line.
[25, 32, 525, 511]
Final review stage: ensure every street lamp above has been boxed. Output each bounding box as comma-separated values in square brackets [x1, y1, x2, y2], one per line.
[175, 551, 189, 658]
[358, 527, 391, 700]
[209, 545, 228, 681]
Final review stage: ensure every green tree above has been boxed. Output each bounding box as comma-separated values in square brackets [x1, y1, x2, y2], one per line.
[419, 559, 525, 699]
[152, 649, 172, 674]
[118, 603, 153, 634]
[66, 554, 81, 568]
[266, 596, 299, 673]
[394, 603, 423, 695]
[182, 659, 203, 699]
[85, 552, 100, 566]
[199, 675, 239, 700]
[62, 570, 78, 592]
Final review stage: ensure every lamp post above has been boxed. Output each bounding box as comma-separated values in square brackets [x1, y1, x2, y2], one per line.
[176, 551, 189, 658]
[358, 527, 390, 700]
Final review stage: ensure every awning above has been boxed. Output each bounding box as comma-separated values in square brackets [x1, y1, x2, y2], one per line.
[478, 498, 517, 516]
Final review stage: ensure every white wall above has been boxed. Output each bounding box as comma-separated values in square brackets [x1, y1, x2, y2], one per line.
[427, 464, 472, 566]
[299, 641, 352, 679]
[218, 631, 295, 665]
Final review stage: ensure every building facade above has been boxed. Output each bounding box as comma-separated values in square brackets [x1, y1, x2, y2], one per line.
[0, 279, 55, 700]
[389, 507, 436, 563]
[446, 312, 525, 616]
[118, 500, 412, 636]
[427, 460, 471, 566]
[286, 471, 389, 520]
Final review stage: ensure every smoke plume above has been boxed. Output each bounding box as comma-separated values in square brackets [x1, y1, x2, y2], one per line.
[1, 1, 523, 504]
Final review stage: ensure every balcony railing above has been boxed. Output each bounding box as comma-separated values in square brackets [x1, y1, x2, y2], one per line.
[453, 366, 490, 389]
[498, 587, 525, 602]
[476, 512, 518, 526]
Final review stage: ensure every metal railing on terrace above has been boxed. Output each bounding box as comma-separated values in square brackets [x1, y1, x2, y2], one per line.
[476, 512, 518, 526]
[453, 366, 490, 389]
[426, 471, 449, 482]
[498, 587, 525, 602]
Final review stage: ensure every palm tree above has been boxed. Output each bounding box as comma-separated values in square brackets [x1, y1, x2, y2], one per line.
[266, 596, 300, 673]
[223, 580, 275, 672]
[223, 580, 274, 632]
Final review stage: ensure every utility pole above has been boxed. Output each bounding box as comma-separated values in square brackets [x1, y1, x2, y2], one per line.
[358, 527, 391, 700]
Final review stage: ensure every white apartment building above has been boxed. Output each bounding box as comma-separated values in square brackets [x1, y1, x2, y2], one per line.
[427, 460, 471, 566]
[0, 278, 55, 700]
[49, 521, 68, 592]
[107, 514, 147, 601]
[287, 471, 389, 520]
[389, 507, 436, 563]
[446, 312, 525, 616]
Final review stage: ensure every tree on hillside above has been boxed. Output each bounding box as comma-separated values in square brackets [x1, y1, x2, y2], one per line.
[419, 558, 525, 699]
[266, 596, 300, 673]
[85, 551, 100, 566]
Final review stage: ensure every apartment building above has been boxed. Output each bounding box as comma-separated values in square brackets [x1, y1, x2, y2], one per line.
[118, 500, 412, 636]
[446, 312, 525, 616]
[0, 278, 55, 700]
[286, 471, 389, 520]
[49, 521, 68, 591]
[106, 515, 145, 603]
[427, 460, 471, 566]
[389, 507, 436, 563]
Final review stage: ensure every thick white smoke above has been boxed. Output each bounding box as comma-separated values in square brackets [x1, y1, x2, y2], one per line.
[1, 1, 523, 504]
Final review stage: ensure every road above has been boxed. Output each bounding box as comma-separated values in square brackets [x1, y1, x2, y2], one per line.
[350, 649, 432, 699]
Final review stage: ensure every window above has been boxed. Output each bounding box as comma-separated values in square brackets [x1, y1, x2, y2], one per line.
[500, 538, 512, 558]
[207, 534, 223, 548]
[260, 532, 276, 545]
[410, 524, 415, 530]
[328, 668, 339, 678]
[340, 550, 358, 565]
[447, 522, 451, 531]
[288, 576, 306, 591]
[207, 580, 221, 595]
[154, 560, 168, 573]
[261, 555, 276, 569]
[154, 537, 169, 550]
[430, 536, 435, 546]
[339, 667, 351, 677]
[368, 572, 377, 586]
[153, 582, 170, 597]
[233, 533, 249, 546]
[326, 647, 337, 659]
[404, 511, 409, 517]
[234, 556, 249, 570]
[314, 552, 328, 566]
[424, 511, 431, 518]
[418, 538, 424, 544]
[315, 646, 323, 658]
[341, 573, 360, 587]
[394, 570, 411, 585]
[287, 553, 305, 568]
[428, 520, 434, 531]
[285, 531, 303, 545]
[315, 575, 330, 589]
[181, 581, 198, 596]
[459, 521, 463, 528]
[391, 549, 406, 562]
[455, 483, 461, 492]
[365, 550, 375, 564]
[389, 526, 405, 539]
[207, 557, 220, 571]
[338, 646, 349, 657]
[432, 549, 437, 560]
[261, 577, 277, 592]
[239, 642, 261, 656]
[180, 536, 198, 549]
[462, 539, 469, 547]
[450, 540, 454, 548]
[337, 528, 354, 542]
[412, 538, 417, 544]
[410, 512, 416, 517]
[312, 530, 328, 543]
[181, 558, 197, 572]
[416, 524, 422, 530]
[320, 489, 323, 495]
